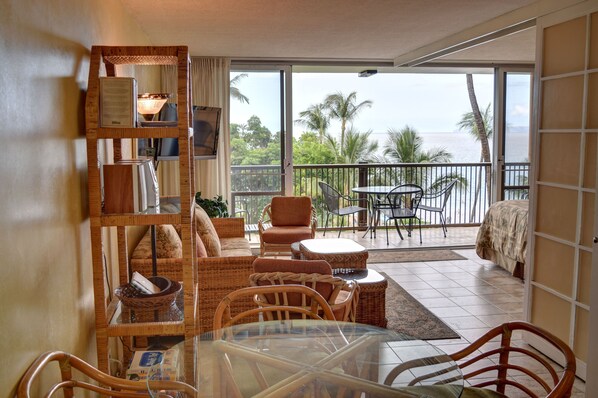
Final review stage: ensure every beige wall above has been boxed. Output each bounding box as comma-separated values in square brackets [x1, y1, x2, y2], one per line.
[0, 0, 151, 395]
[530, 4, 598, 379]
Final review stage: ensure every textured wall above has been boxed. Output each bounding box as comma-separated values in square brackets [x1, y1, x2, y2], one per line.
[0, 0, 151, 395]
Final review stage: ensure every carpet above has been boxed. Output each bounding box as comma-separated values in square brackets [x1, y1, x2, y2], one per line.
[368, 249, 465, 264]
[381, 272, 460, 340]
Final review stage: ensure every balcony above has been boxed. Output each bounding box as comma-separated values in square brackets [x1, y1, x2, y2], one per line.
[231, 162, 529, 248]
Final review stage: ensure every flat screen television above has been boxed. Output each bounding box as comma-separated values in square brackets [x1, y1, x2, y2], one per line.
[138, 104, 221, 160]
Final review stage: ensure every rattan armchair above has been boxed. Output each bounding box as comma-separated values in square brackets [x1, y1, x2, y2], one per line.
[383, 321, 576, 398]
[17, 351, 197, 397]
[258, 196, 317, 256]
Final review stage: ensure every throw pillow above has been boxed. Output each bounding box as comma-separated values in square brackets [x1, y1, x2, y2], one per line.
[196, 232, 207, 258]
[132, 224, 183, 259]
[194, 204, 221, 257]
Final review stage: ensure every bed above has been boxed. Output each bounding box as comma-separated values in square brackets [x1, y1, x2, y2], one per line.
[475, 200, 529, 279]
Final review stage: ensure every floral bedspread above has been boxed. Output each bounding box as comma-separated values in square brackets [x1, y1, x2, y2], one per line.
[475, 200, 528, 279]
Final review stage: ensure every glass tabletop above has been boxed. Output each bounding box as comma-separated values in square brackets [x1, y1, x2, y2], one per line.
[147, 320, 463, 397]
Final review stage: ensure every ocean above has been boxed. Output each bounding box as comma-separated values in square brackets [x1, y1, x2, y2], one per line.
[367, 130, 530, 163]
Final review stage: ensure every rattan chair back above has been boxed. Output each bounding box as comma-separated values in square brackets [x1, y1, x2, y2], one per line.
[213, 285, 335, 338]
[249, 271, 359, 322]
[17, 351, 197, 397]
[383, 321, 576, 398]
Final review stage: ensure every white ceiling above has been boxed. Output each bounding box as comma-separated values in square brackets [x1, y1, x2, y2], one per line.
[119, 0, 544, 65]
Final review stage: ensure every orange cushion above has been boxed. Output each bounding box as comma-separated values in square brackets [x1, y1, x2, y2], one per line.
[270, 196, 312, 226]
[261, 226, 313, 244]
[253, 258, 332, 275]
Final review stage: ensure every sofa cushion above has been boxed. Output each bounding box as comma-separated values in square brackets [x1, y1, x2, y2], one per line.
[194, 205, 221, 257]
[220, 237, 251, 252]
[132, 225, 182, 259]
[261, 226, 314, 244]
[270, 196, 312, 226]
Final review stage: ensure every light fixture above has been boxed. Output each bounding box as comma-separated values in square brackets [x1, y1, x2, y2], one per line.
[358, 69, 377, 77]
[137, 93, 170, 122]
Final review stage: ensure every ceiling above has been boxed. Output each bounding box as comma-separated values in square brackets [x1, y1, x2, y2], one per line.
[119, 0, 553, 65]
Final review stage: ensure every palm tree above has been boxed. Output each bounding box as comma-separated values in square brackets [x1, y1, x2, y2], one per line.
[230, 73, 249, 104]
[324, 126, 378, 164]
[381, 126, 453, 186]
[295, 103, 330, 143]
[324, 91, 372, 154]
[458, 74, 493, 219]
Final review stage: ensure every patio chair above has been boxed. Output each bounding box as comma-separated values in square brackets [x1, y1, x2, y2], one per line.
[319, 181, 367, 238]
[383, 321, 576, 398]
[418, 178, 458, 237]
[375, 184, 424, 245]
[17, 351, 197, 397]
[250, 257, 359, 322]
[258, 196, 317, 256]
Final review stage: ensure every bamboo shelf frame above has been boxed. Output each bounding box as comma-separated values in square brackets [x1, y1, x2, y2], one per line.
[84, 45, 198, 383]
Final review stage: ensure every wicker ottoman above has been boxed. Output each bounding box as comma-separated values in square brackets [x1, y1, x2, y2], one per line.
[337, 269, 387, 328]
[290, 238, 368, 272]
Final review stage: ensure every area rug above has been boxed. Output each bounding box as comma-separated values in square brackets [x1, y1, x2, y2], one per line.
[368, 249, 465, 264]
[382, 272, 460, 340]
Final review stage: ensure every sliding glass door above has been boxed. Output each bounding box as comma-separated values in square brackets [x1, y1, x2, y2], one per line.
[494, 67, 533, 201]
[229, 65, 292, 222]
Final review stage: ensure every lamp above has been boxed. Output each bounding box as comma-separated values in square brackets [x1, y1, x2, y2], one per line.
[137, 93, 170, 122]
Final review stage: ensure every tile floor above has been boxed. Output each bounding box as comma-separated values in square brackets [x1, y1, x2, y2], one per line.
[254, 227, 587, 396]
[367, 247, 586, 397]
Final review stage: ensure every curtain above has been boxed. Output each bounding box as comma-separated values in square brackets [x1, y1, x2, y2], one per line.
[191, 57, 231, 202]
[156, 59, 231, 203]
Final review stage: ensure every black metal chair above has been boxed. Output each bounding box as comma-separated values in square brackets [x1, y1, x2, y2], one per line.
[319, 181, 367, 238]
[376, 184, 423, 245]
[418, 179, 458, 237]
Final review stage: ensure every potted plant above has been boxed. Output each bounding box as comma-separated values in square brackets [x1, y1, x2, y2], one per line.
[195, 192, 229, 218]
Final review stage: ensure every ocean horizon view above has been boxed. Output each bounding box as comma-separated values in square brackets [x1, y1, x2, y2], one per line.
[365, 129, 529, 164]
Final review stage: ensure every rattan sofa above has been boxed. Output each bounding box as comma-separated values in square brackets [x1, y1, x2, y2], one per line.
[130, 216, 257, 334]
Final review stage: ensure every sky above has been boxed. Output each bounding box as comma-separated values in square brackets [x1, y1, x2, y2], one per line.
[229, 69, 532, 162]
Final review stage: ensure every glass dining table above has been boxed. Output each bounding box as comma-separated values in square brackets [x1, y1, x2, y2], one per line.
[147, 320, 463, 397]
[352, 185, 423, 239]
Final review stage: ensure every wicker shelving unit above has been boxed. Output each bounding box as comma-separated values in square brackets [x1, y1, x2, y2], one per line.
[84, 45, 198, 382]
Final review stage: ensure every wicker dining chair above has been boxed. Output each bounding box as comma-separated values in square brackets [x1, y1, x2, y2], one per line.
[212, 285, 336, 336]
[249, 271, 359, 323]
[17, 351, 197, 397]
[383, 321, 577, 398]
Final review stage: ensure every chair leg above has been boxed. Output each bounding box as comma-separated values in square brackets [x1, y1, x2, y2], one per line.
[323, 213, 329, 236]
[418, 218, 422, 244]
[338, 217, 344, 238]
[440, 213, 447, 237]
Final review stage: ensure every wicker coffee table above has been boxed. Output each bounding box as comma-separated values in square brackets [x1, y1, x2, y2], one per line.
[290, 239, 385, 327]
[290, 238, 368, 272]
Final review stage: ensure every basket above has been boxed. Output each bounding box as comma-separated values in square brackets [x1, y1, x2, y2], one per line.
[115, 277, 181, 309]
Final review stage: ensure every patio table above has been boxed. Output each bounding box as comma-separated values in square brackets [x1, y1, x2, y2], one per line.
[352, 185, 422, 238]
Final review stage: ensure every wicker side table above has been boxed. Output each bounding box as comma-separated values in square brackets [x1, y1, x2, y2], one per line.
[291, 238, 368, 272]
[337, 269, 387, 328]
